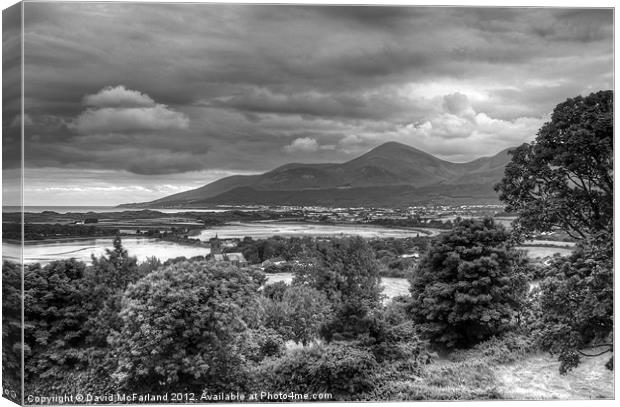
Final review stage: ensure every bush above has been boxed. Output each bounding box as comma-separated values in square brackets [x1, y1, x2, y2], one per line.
[257, 343, 379, 400]
[111, 260, 264, 393]
[373, 359, 501, 401]
[409, 218, 529, 349]
[451, 332, 537, 364]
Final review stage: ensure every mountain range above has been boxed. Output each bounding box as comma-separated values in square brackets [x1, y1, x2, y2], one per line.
[119, 142, 514, 208]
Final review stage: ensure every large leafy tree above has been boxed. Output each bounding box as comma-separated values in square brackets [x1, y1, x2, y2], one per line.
[84, 236, 142, 347]
[409, 218, 528, 348]
[293, 236, 382, 307]
[293, 237, 383, 341]
[111, 260, 265, 393]
[495, 90, 613, 240]
[495, 91, 614, 373]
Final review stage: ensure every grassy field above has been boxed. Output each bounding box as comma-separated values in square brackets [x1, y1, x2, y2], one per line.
[424, 349, 615, 400]
[378, 339, 613, 401]
[496, 351, 614, 399]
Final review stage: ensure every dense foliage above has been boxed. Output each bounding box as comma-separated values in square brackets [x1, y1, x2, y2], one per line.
[496, 90, 613, 373]
[2, 261, 22, 402]
[293, 237, 384, 342]
[534, 237, 613, 373]
[495, 90, 613, 240]
[257, 342, 379, 400]
[409, 218, 528, 348]
[112, 261, 266, 393]
[260, 284, 331, 345]
[24, 260, 91, 389]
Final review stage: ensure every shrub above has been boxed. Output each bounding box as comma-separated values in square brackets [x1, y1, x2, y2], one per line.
[451, 332, 537, 364]
[373, 359, 501, 401]
[258, 343, 379, 400]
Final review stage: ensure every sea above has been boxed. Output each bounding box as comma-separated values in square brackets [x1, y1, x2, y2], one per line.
[2, 206, 260, 214]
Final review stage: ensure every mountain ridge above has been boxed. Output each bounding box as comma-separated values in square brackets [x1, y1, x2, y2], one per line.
[120, 142, 514, 208]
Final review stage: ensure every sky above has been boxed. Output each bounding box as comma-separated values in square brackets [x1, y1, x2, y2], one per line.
[1, 2, 614, 206]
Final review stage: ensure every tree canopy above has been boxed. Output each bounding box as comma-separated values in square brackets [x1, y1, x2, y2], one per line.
[495, 90, 612, 240]
[111, 260, 265, 393]
[535, 236, 613, 374]
[409, 218, 528, 348]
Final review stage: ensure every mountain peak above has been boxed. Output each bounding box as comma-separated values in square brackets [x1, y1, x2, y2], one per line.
[122, 142, 516, 208]
[352, 141, 448, 165]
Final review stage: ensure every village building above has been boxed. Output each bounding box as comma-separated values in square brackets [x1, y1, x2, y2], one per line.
[208, 235, 248, 266]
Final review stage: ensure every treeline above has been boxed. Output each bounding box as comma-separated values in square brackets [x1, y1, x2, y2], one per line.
[226, 235, 429, 277]
[4, 236, 437, 400]
[2, 223, 118, 241]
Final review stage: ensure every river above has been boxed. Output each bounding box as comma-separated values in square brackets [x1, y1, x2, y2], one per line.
[2, 237, 210, 265]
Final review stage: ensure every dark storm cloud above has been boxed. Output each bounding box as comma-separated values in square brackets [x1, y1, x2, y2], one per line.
[16, 2, 613, 203]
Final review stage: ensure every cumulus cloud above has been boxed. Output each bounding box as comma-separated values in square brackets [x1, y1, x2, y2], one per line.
[72, 86, 189, 134]
[284, 137, 320, 153]
[73, 105, 189, 133]
[83, 85, 156, 108]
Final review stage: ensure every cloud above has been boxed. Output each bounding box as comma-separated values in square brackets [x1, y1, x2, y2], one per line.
[443, 92, 475, 118]
[284, 137, 320, 153]
[72, 105, 189, 133]
[83, 85, 156, 108]
[72, 86, 189, 134]
[16, 4, 613, 204]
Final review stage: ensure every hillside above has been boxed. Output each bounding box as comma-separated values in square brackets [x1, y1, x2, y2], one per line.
[120, 142, 514, 208]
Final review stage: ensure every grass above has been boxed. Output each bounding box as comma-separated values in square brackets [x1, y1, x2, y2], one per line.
[496, 351, 614, 399]
[374, 336, 614, 401]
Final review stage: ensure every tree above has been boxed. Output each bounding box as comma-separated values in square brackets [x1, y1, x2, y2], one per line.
[409, 218, 528, 348]
[22, 259, 100, 394]
[495, 91, 614, 372]
[84, 236, 142, 347]
[293, 237, 382, 307]
[495, 90, 612, 240]
[293, 237, 383, 341]
[111, 260, 264, 393]
[261, 285, 332, 345]
[535, 235, 613, 374]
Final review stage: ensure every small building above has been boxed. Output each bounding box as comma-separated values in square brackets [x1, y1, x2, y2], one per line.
[225, 252, 248, 267]
[209, 251, 248, 267]
[209, 234, 222, 254]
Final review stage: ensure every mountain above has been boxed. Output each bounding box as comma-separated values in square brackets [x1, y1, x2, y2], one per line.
[120, 142, 514, 208]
